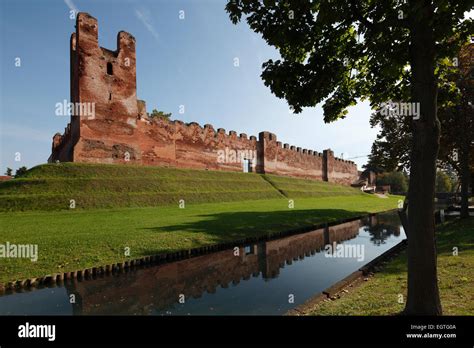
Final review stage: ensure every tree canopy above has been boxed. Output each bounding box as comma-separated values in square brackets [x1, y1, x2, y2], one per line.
[15, 166, 28, 178]
[377, 171, 409, 192]
[226, 0, 474, 315]
[436, 170, 453, 192]
[226, 0, 472, 120]
[149, 109, 172, 120]
[366, 42, 474, 174]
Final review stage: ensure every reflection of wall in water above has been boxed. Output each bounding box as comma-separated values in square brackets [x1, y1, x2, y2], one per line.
[69, 246, 261, 315]
[327, 220, 361, 244]
[260, 228, 325, 279]
[363, 214, 401, 245]
[67, 220, 360, 314]
[262, 220, 361, 278]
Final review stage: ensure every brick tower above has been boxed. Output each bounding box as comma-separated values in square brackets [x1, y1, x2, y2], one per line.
[50, 12, 142, 163]
[49, 12, 360, 185]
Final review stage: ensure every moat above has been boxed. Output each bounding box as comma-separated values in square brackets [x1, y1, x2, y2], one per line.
[0, 212, 405, 315]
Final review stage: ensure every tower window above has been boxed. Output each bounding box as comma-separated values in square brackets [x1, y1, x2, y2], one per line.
[107, 62, 113, 75]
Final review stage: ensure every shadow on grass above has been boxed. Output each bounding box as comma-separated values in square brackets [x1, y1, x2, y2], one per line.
[371, 217, 474, 277]
[142, 208, 374, 241]
[436, 217, 474, 254]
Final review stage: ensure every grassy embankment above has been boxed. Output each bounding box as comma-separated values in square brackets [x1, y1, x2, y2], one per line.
[0, 163, 400, 284]
[300, 217, 474, 315]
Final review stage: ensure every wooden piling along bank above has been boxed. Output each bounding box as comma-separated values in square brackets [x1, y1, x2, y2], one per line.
[0, 211, 398, 296]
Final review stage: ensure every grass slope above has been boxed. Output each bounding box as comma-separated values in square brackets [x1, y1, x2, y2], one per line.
[0, 163, 397, 283]
[0, 163, 363, 211]
[303, 218, 474, 315]
[0, 195, 399, 284]
[263, 174, 363, 198]
[0, 163, 282, 211]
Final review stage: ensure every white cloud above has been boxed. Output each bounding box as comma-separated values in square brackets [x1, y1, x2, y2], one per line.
[135, 8, 159, 42]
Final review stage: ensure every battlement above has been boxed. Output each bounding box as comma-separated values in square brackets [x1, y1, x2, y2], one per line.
[73, 11, 137, 116]
[150, 117, 259, 147]
[75, 13, 135, 52]
[50, 12, 359, 185]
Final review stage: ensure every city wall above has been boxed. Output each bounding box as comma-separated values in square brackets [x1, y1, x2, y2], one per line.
[50, 12, 359, 185]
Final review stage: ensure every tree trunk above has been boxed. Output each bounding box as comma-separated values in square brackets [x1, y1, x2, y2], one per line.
[404, 0, 442, 315]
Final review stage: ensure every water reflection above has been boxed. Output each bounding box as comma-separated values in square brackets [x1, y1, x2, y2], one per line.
[0, 212, 405, 315]
[362, 214, 401, 245]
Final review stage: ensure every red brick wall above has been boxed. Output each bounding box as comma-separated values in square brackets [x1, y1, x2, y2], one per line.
[259, 131, 325, 180]
[50, 12, 360, 185]
[331, 157, 360, 185]
[136, 118, 258, 172]
[258, 133, 358, 184]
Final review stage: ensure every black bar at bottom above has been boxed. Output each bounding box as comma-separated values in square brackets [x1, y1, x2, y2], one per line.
[0, 315, 473, 346]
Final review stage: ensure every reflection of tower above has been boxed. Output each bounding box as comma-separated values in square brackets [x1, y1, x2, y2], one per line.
[394, 225, 401, 237]
[257, 242, 271, 279]
[369, 214, 378, 227]
[323, 225, 330, 245]
[64, 281, 83, 315]
[62, 220, 363, 314]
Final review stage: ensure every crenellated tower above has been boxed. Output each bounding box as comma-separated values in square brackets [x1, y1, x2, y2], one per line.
[49, 12, 360, 185]
[51, 12, 142, 163]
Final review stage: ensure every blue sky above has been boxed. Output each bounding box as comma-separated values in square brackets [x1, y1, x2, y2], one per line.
[0, 0, 385, 173]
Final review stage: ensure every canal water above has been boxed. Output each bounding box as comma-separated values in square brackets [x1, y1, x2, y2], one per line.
[0, 212, 405, 315]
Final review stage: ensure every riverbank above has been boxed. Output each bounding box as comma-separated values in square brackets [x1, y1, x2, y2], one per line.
[0, 195, 399, 286]
[293, 217, 474, 315]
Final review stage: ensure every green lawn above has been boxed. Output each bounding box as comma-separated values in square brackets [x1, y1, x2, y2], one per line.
[301, 217, 474, 315]
[0, 195, 399, 284]
[0, 163, 367, 212]
[0, 163, 284, 211]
